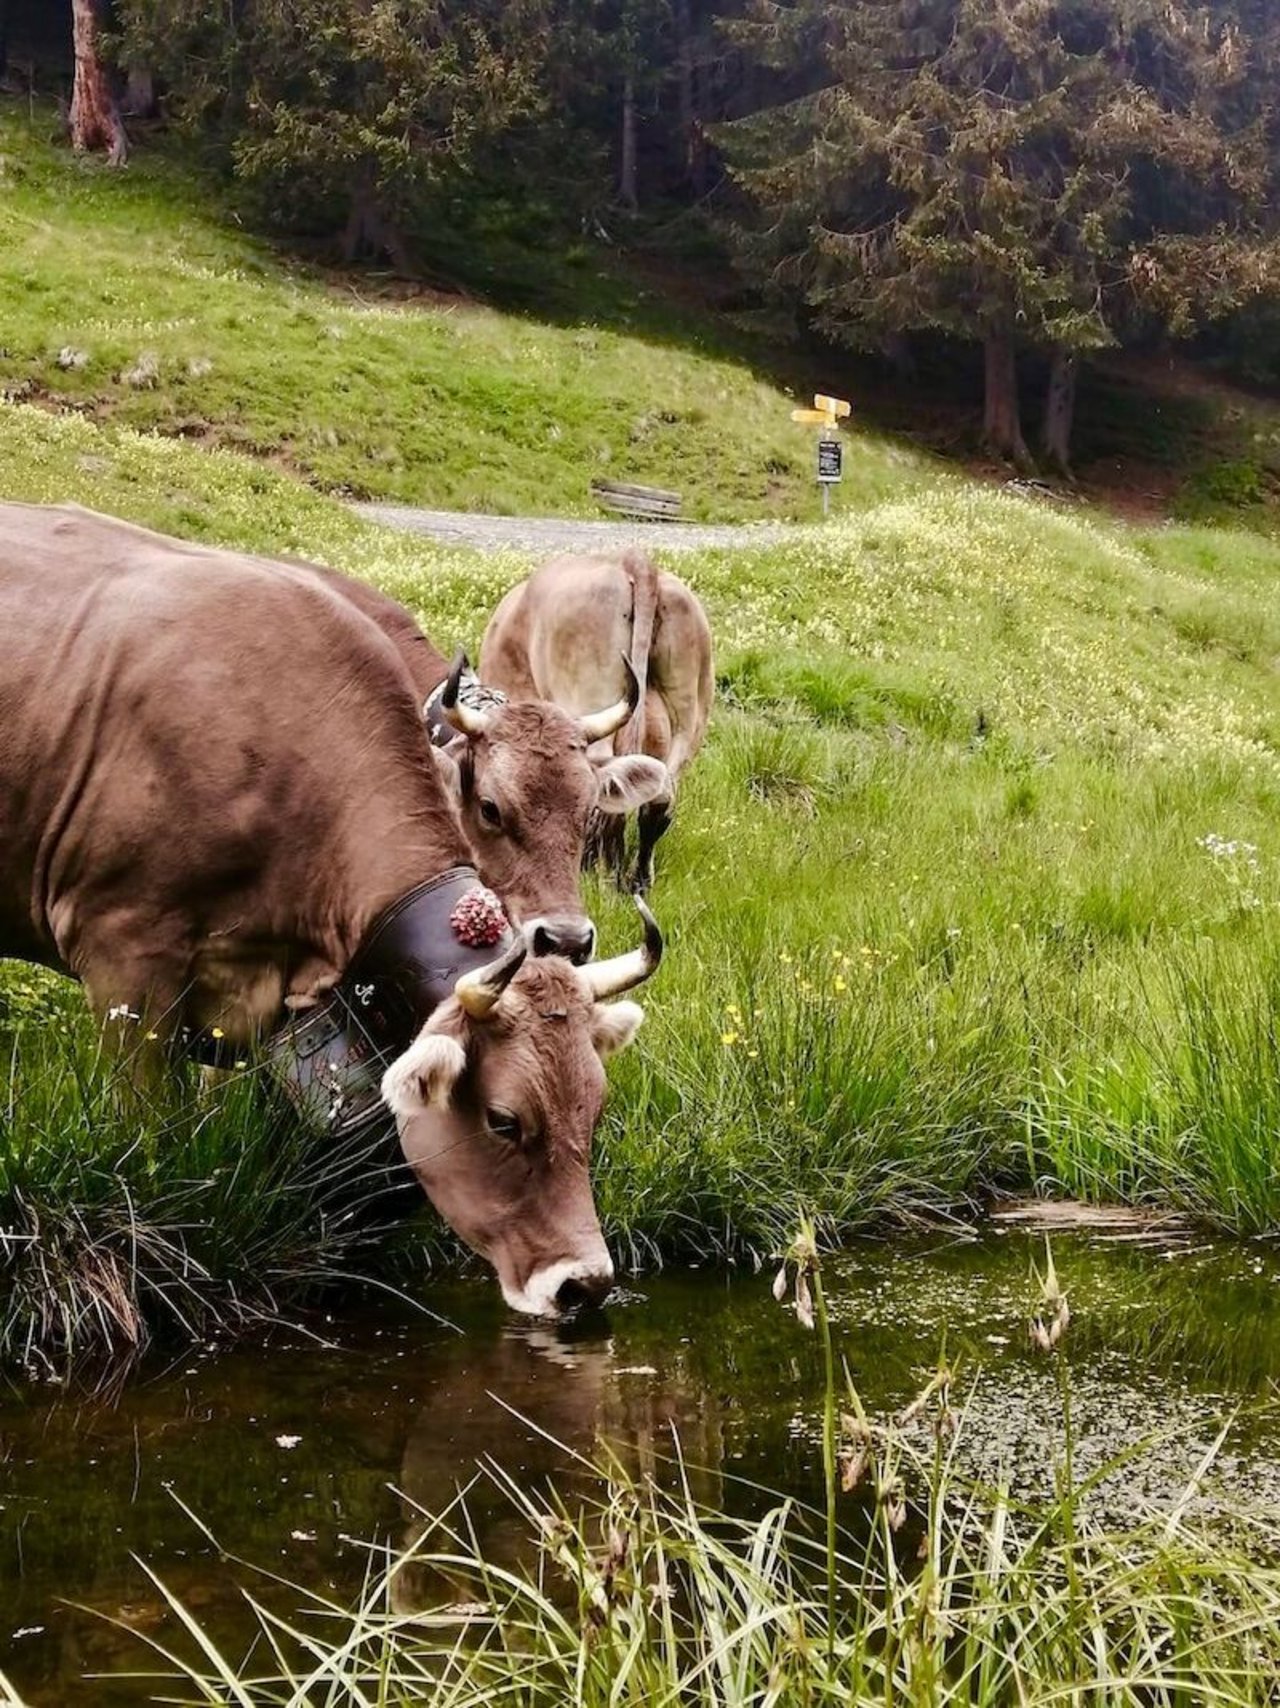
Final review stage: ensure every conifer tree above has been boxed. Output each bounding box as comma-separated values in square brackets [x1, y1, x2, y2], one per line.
[717, 0, 1279, 471]
[117, 0, 548, 265]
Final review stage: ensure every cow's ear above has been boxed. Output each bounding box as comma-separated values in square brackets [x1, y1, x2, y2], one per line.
[593, 755, 669, 815]
[382, 1029, 466, 1115]
[431, 741, 465, 805]
[591, 1000, 644, 1059]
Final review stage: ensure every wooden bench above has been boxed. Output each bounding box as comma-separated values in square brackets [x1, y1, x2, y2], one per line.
[590, 479, 683, 521]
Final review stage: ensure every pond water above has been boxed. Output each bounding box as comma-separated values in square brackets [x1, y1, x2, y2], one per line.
[4, 1225, 1280, 1704]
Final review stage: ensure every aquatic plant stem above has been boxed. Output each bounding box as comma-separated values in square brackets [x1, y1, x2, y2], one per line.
[811, 1254, 838, 1659]
[1053, 1345, 1084, 1667]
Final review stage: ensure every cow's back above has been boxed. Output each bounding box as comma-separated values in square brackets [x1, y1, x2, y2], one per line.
[0, 502, 461, 983]
[480, 552, 713, 775]
[481, 555, 634, 718]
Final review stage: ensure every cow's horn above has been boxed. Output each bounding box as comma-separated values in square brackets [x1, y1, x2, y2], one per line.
[584, 897, 663, 999]
[578, 655, 640, 744]
[442, 650, 493, 737]
[455, 934, 528, 1019]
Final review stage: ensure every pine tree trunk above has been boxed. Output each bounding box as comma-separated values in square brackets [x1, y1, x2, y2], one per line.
[69, 0, 128, 165]
[619, 75, 638, 210]
[1040, 347, 1078, 477]
[982, 328, 1032, 470]
[124, 64, 156, 119]
[675, 0, 696, 187]
[881, 331, 916, 381]
[340, 163, 412, 272]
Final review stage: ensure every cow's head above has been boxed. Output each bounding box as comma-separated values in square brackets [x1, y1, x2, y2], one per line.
[380, 900, 662, 1315]
[432, 655, 669, 964]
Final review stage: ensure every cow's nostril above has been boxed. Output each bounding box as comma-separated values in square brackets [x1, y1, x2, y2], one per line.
[555, 1272, 612, 1314]
[571, 923, 597, 966]
[532, 924, 555, 956]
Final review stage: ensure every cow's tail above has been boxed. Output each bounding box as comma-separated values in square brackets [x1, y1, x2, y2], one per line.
[620, 548, 658, 755]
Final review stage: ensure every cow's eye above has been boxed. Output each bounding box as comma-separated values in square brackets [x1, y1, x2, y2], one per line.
[486, 1107, 521, 1143]
[479, 797, 502, 829]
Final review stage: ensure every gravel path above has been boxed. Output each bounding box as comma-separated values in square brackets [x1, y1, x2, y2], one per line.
[354, 502, 791, 555]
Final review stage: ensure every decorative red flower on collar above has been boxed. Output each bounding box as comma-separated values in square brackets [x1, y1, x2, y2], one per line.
[450, 884, 509, 948]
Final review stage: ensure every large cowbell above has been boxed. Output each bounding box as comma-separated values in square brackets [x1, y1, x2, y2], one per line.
[267, 866, 514, 1137]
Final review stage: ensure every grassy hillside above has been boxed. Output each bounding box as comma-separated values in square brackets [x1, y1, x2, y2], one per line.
[0, 104, 932, 522]
[6, 111, 1280, 1361]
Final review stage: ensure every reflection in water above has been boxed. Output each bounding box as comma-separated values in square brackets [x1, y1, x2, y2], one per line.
[390, 1319, 726, 1615]
[3, 1230, 1280, 1704]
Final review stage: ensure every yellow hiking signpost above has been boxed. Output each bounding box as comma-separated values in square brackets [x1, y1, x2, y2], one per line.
[791, 392, 851, 516]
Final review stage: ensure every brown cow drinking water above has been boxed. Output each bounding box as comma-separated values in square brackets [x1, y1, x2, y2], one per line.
[382, 901, 662, 1314]
[480, 549, 713, 893]
[0, 501, 663, 1315]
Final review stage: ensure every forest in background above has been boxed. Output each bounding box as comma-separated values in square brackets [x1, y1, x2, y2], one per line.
[4, 0, 1280, 479]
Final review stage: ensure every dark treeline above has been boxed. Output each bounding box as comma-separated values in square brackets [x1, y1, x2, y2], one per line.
[5, 0, 1280, 470]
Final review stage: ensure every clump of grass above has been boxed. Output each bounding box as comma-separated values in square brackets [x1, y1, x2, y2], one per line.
[0, 1015, 431, 1374]
[119, 1244, 1280, 1707]
[1022, 945, 1280, 1233]
[724, 649, 967, 741]
[715, 715, 850, 811]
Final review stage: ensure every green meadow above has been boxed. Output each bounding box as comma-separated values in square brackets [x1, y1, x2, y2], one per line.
[0, 104, 929, 522]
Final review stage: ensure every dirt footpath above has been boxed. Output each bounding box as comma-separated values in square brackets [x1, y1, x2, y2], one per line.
[354, 502, 791, 555]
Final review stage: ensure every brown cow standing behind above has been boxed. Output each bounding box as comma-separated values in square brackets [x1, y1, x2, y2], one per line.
[480, 550, 713, 892]
[0, 501, 663, 1314]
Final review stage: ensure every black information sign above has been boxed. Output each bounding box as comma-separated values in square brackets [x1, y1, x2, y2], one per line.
[817, 437, 843, 484]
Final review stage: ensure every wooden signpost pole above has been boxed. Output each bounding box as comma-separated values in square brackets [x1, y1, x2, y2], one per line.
[791, 393, 851, 519]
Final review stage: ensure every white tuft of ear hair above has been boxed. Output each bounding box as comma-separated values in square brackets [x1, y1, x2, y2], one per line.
[381, 1031, 467, 1116]
[594, 755, 670, 815]
[591, 1000, 644, 1059]
[431, 744, 464, 803]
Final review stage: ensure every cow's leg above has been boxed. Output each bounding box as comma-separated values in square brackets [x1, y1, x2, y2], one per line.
[78, 943, 189, 1099]
[584, 809, 627, 880]
[604, 815, 628, 885]
[632, 796, 673, 894]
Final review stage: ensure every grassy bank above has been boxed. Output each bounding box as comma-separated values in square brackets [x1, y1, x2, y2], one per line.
[5, 395, 1280, 1360]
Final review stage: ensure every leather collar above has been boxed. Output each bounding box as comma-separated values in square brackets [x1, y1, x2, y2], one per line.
[342, 864, 514, 1043]
[184, 867, 515, 1136]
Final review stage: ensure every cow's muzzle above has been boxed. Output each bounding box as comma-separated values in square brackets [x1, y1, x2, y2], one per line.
[503, 1253, 616, 1317]
[525, 914, 596, 965]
